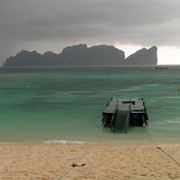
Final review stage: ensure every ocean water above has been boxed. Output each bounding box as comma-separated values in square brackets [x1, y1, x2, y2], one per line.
[0, 66, 179, 145]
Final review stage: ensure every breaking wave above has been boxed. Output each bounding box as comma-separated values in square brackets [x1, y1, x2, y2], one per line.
[42, 140, 85, 144]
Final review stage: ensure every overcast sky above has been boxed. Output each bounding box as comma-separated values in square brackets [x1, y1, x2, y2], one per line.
[1, 0, 180, 65]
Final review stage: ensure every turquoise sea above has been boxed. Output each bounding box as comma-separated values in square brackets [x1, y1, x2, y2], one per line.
[0, 66, 180, 145]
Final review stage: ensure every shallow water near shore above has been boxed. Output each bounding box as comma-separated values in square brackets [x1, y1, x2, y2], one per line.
[0, 66, 180, 145]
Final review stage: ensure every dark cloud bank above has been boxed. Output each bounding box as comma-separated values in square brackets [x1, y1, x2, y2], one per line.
[0, 0, 180, 65]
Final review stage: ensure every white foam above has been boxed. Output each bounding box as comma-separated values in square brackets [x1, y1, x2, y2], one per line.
[42, 140, 85, 144]
[0, 142, 11, 145]
[165, 120, 180, 124]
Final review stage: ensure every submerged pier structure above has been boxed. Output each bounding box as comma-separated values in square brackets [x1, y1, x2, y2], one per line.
[102, 98, 148, 133]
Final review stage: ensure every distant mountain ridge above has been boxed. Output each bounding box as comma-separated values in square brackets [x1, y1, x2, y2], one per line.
[3, 44, 158, 66]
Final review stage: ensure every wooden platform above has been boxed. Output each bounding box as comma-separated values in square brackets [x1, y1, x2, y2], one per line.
[103, 98, 146, 113]
[102, 98, 148, 132]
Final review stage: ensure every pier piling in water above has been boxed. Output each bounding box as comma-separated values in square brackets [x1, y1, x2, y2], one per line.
[102, 98, 148, 133]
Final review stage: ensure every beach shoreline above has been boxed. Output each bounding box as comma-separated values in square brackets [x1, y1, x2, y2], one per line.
[0, 144, 180, 180]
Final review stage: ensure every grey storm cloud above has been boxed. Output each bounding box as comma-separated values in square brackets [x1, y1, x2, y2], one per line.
[1, 0, 180, 64]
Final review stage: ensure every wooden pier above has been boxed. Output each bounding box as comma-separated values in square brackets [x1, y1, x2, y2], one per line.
[102, 98, 148, 133]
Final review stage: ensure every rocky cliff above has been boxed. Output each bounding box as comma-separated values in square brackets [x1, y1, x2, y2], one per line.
[3, 44, 157, 66]
[125, 46, 158, 65]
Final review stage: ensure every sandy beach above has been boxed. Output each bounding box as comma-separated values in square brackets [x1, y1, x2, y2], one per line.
[0, 144, 180, 180]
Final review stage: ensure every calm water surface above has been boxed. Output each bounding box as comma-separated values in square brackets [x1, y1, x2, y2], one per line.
[0, 66, 179, 145]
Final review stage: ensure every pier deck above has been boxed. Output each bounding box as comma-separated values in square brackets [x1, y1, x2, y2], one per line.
[102, 98, 148, 132]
